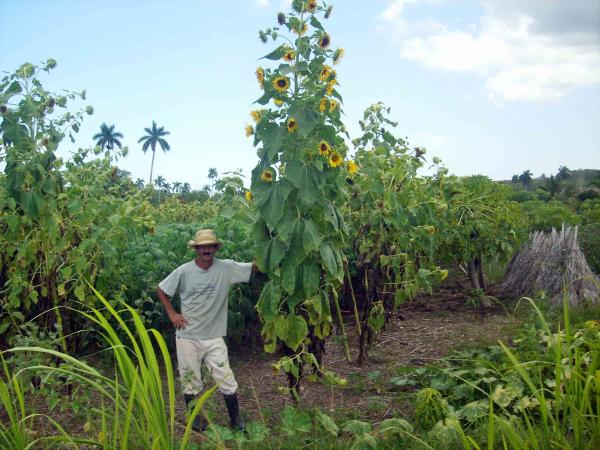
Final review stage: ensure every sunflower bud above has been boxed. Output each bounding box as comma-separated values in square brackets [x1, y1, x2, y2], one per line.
[325, 5, 333, 18]
[47, 98, 56, 108]
[18, 63, 35, 78]
[0, 105, 7, 114]
[277, 12, 285, 25]
[46, 58, 57, 69]
[85, 105, 94, 115]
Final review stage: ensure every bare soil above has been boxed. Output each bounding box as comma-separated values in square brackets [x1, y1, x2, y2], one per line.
[222, 283, 521, 428]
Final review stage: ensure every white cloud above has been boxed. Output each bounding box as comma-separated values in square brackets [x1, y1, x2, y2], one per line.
[379, 0, 600, 101]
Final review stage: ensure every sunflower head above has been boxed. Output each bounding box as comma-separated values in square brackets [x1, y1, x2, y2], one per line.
[261, 169, 274, 182]
[274, 98, 285, 107]
[347, 160, 358, 175]
[306, 0, 317, 12]
[283, 50, 295, 63]
[245, 191, 253, 202]
[329, 99, 339, 112]
[320, 65, 333, 81]
[333, 48, 345, 65]
[287, 117, 298, 133]
[250, 110, 262, 123]
[272, 76, 290, 93]
[255, 67, 265, 88]
[245, 125, 254, 137]
[292, 21, 308, 35]
[318, 33, 331, 49]
[318, 140, 331, 156]
[329, 152, 343, 168]
[319, 97, 327, 113]
[326, 79, 337, 96]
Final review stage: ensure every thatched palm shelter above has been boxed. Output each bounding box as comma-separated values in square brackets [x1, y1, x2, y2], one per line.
[501, 226, 599, 306]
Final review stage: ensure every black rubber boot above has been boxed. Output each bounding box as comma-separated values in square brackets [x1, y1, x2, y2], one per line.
[184, 394, 207, 432]
[223, 393, 245, 431]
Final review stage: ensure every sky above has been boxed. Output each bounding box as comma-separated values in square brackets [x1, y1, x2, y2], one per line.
[1, 0, 599, 190]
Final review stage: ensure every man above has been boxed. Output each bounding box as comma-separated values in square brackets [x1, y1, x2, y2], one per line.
[156, 229, 256, 432]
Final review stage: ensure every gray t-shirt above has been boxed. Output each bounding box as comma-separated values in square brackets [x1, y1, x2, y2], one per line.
[159, 258, 252, 340]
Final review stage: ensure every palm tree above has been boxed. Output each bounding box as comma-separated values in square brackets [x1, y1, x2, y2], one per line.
[134, 178, 145, 189]
[545, 175, 560, 198]
[154, 175, 166, 203]
[511, 174, 519, 184]
[172, 181, 182, 195]
[518, 170, 533, 190]
[182, 182, 191, 196]
[557, 166, 571, 181]
[138, 121, 171, 185]
[208, 168, 218, 195]
[93, 123, 124, 150]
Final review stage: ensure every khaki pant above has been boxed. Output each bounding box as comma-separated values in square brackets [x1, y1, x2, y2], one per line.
[176, 337, 238, 395]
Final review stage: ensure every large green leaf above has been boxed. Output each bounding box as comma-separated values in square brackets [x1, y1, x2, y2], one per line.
[303, 219, 322, 252]
[319, 244, 337, 278]
[302, 259, 320, 297]
[285, 160, 321, 206]
[281, 260, 297, 295]
[260, 44, 289, 60]
[252, 178, 292, 231]
[268, 237, 288, 272]
[323, 202, 339, 230]
[262, 125, 286, 162]
[285, 314, 308, 351]
[256, 281, 281, 322]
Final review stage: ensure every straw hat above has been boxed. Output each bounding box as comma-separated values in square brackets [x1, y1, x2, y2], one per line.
[187, 229, 222, 248]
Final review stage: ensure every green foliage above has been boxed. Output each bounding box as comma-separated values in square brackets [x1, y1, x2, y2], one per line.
[522, 200, 581, 232]
[0, 61, 152, 349]
[250, 1, 350, 386]
[579, 223, 600, 273]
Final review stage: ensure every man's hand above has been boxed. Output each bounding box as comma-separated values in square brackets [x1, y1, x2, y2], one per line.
[169, 312, 188, 329]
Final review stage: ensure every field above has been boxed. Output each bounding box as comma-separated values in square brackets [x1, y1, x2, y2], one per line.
[1, 1, 600, 449]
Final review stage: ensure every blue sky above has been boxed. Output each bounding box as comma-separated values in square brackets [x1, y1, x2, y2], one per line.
[2, 0, 599, 190]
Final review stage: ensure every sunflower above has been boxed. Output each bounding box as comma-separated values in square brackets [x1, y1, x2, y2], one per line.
[306, 0, 317, 12]
[347, 160, 358, 175]
[272, 76, 290, 93]
[283, 50, 295, 63]
[245, 125, 254, 137]
[318, 140, 331, 156]
[274, 98, 285, 107]
[261, 170, 274, 182]
[328, 152, 343, 168]
[287, 117, 298, 133]
[320, 65, 333, 81]
[245, 191, 253, 202]
[318, 33, 331, 49]
[255, 67, 265, 88]
[329, 99, 339, 112]
[292, 21, 308, 35]
[319, 97, 327, 113]
[326, 79, 337, 96]
[333, 48, 345, 65]
[250, 110, 262, 123]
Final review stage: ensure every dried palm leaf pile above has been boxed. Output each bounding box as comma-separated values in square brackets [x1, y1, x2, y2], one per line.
[501, 225, 600, 306]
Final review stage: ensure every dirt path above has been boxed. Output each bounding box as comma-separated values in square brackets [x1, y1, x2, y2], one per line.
[219, 285, 521, 427]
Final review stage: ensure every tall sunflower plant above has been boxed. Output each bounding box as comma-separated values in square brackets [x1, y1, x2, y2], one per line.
[247, 0, 353, 395]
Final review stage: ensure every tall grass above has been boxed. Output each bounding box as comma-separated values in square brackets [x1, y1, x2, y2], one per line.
[1, 286, 214, 449]
[493, 296, 600, 449]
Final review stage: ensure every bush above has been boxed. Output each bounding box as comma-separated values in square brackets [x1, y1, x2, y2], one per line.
[522, 200, 581, 232]
[579, 223, 600, 273]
